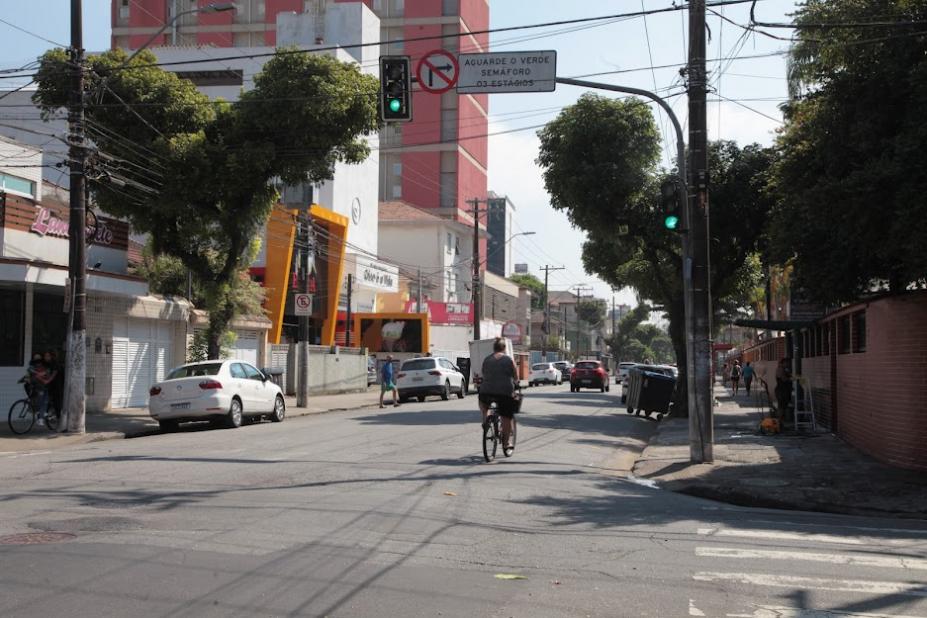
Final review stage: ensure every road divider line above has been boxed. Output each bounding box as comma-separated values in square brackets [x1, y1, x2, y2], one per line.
[696, 546, 927, 570]
[693, 571, 927, 597]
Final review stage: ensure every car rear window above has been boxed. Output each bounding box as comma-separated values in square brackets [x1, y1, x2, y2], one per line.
[575, 361, 599, 370]
[620, 363, 636, 369]
[167, 363, 223, 379]
[401, 359, 436, 371]
[532, 363, 549, 370]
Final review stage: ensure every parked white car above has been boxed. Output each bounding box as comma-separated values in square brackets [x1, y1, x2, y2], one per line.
[148, 360, 285, 431]
[529, 362, 562, 386]
[396, 357, 467, 402]
[616, 361, 638, 384]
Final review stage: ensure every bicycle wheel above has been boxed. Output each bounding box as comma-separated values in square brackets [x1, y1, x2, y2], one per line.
[482, 414, 498, 462]
[503, 416, 517, 457]
[8, 399, 35, 435]
[45, 407, 59, 432]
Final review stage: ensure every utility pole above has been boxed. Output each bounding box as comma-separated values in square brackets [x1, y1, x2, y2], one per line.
[297, 212, 313, 408]
[467, 198, 487, 340]
[345, 273, 353, 348]
[63, 0, 87, 434]
[573, 285, 593, 356]
[416, 267, 423, 311]
[688, 0, 714, 463]
[539, 265, 564, 358]
[611, 293, 617, 342]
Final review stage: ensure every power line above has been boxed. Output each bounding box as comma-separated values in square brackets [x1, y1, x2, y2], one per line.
[0, 16, 66, 47]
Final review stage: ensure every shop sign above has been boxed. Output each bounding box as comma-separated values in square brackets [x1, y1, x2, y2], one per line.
[30, 207, 114, 245]
[404, 300, 473, 325]
[502, 321, 523, 344]
[355, 255, 398, 292]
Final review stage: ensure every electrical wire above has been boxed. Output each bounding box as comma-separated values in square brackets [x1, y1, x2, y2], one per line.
[0, 17, 66, 47]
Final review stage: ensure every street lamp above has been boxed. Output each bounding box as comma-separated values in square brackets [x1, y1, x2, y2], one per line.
[124, 2, 236, 65]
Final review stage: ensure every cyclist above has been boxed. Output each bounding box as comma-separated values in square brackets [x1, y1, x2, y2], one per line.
[26, 353, 52, 426]
[478, 338, 519, 448]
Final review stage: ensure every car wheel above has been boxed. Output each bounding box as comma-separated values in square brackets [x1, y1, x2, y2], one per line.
[400, 395, 411, 403]
[456, 384, 465, 399]
[606, 385, 610, 392]
[226, 397, 243, 428]
[441, 381, 450, 401]
[601, 385, 606, 393]
[159, 419, 179, 433]
[417, 395, 426, 403]
[271, 395, 285, 422]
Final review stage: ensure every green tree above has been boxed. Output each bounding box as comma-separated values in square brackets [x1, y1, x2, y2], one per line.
[537, 94, 773, 413]
[509, 273, 545, 310]
[771, 0, 927, 302]
[34, 48, 380, 357]
[576, 299, 606, 327]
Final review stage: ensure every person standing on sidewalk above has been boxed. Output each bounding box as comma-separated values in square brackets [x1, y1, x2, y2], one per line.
[729, 361, 742, 396]
[379, 355, 400, 409]
[775, 358, 792, 419]
[742, 361, 755, 396]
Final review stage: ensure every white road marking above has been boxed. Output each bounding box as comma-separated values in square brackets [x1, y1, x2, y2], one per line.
[694, 571, 927, 597]
[697, 546, 927, 570]
[688, 599, 706, 616]
[742, 519, 927, 538]
[0, 450, 52, 459]
[698, 527, 875, 545]
[726, 604, 927, 618]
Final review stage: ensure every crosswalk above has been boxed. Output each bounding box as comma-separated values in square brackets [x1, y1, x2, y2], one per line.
[687, 523, 927, 618]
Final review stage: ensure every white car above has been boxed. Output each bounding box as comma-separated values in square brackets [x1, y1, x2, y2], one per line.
[396, 357, 467, 402]
[529, 362, 562, 386]
[616, 362, 638, 384]
[148, 360, 285, 431]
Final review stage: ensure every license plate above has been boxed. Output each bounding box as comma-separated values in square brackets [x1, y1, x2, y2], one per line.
[412, 377, 424, 382]
[582, 379, 591, 384]
[171, 402, 190, 410]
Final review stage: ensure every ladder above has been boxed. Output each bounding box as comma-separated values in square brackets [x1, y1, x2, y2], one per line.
[793, 375, 816, 432]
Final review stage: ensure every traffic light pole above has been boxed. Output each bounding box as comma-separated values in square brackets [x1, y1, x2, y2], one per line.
[556, 77, 707, 463]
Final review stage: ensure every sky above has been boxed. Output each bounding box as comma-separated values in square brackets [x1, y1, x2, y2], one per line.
[0, 0, 799, 308]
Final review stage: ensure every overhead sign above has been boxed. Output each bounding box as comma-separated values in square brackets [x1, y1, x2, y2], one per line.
[416, 49, 459, 94]
[294, 293, 313, 316]
[502, 321, 523, 345]
[457, 51, 556, 94]
[404, 300, 473, 325]
[354, 254, 399, 292]
[513, 263, 529, 274]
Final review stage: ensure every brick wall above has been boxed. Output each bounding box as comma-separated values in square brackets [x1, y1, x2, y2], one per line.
[738, 291, 927, 471]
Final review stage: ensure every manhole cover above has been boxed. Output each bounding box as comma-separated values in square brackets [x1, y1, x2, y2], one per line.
[0, 532, 76, 545]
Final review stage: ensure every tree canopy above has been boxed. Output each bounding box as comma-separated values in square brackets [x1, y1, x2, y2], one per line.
[34, 48, 380, 356]
[771, 0, 927, 302]
[508, 273, 545, 310]
[537, 94, 773, 412]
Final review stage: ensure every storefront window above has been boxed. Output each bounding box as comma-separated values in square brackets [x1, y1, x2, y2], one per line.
[0, 288, 24, 366]
[0, 172, 36, 197]
[32, 292, 67, 360]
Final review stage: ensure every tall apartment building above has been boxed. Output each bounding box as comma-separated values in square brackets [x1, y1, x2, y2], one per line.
[111, 0, 490, 223]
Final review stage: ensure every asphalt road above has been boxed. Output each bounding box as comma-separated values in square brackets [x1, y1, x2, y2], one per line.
[1, 385, 926, 617]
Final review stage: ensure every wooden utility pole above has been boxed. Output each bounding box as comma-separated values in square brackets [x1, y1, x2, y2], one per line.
[688, 0, 714, 462]
[467, 199, 487, 339]
[297, 212, 313, 407]
[63, 0, 87, 434]
[539, 265, 564, 358]
[345, 273, 353, 348]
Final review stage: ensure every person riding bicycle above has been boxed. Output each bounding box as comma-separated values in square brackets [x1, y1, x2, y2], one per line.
[478, 338, 520, 448]
[25, 353, 52, 426]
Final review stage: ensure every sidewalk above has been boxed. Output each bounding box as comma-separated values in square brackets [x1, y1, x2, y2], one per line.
[0, 387, 382, 455]
[632, 382, 927, 519]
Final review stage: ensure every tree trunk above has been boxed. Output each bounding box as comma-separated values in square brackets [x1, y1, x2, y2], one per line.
[206, 295, 236, 360]
[665, 297, 688, 418]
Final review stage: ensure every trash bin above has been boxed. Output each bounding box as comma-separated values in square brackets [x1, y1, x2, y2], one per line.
[625, 369, 676, 421]
[262, 367, 285, 389]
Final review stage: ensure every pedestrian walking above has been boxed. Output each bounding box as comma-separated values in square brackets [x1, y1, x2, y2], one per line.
[742, 361, 755, 396]
[379, 355, 400, 409]
[730, 361, 742, 396]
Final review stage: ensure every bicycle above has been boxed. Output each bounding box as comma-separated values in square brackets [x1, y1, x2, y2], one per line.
[8, 379, 59, 435]
[481, 392, 521, 463]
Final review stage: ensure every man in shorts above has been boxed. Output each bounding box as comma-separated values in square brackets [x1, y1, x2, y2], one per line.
[379, 355, 400, 408]
[477, 338, 520, 448]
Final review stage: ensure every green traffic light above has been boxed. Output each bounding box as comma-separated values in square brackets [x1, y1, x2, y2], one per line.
[664, 215, 680, 230]
[388, 98, 401, 113]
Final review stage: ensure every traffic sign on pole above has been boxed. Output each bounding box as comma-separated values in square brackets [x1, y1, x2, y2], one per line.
[457, 51, 556, 94]
[415, 49, 459, 94]
[294, 293, 313, 316]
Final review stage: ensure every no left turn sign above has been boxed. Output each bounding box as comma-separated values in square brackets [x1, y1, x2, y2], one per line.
[416, 49, 459, 94]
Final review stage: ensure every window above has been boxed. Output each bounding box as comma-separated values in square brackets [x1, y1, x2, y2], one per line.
[446, 232, 453, 253]
[242, 363, 264, 381]
[0, 172, 36, 198]
[119, 0, 129, 19]
[401, 358, 436, 371]
[852, 311, 866, 353]
[442, 0, 459, 16]
[230, 363, 247, 379]
[837, 316, 851, 354]
[167, 363, 223, 379]
[0, 288, 24, 366]
[254, 0, 265, 19]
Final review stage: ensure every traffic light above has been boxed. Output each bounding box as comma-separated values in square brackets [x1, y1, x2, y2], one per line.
[660, 178, 683, 232]
[380, 56, 412, 122]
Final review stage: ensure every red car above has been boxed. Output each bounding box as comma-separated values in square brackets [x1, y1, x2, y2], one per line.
[570, 360, 610, 393]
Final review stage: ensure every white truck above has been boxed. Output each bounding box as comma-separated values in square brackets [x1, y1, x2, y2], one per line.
[468, 338, 514, 392]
